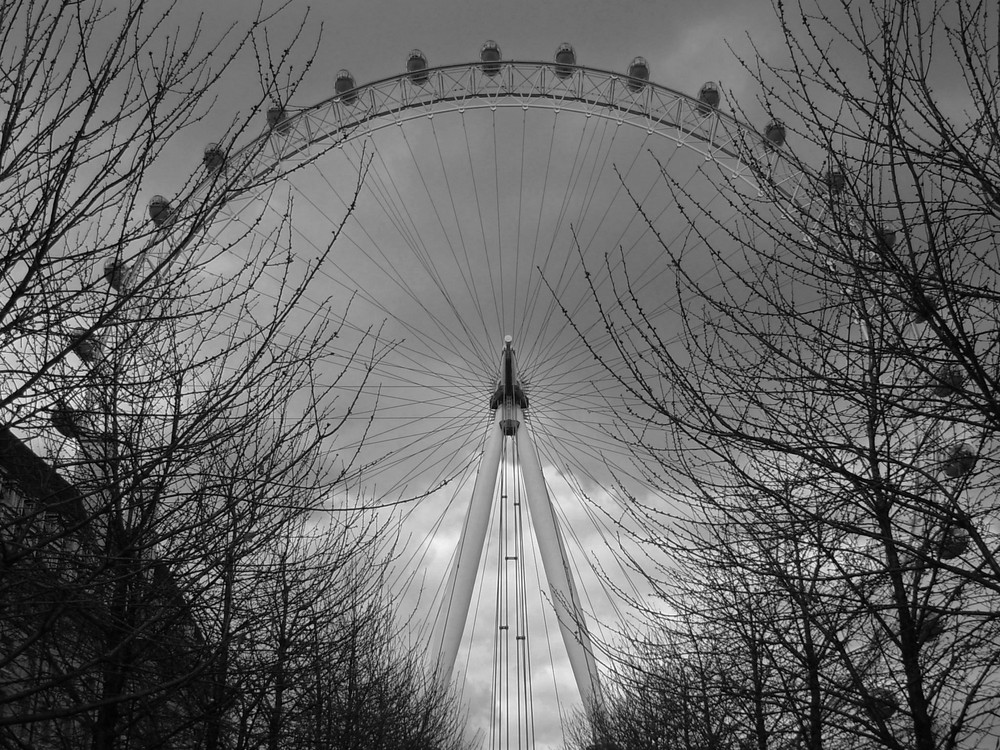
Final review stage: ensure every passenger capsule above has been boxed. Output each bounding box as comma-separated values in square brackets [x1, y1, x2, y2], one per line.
[873, 225, 897, 251]
[939, 526, 970, 558]
[51, 401, 83, 439]
[763, 119, 786, 148]
[480, 40, 502, 76]
[824, 167, 847, 194]
[203, 143, 226, 173]
[407, 49, 429, 85]
[696, 82, 720, 114]
[908, 292, 937, 323]
[918, 614, 945, 643]
[868, 686, 899, 721]
[103, 257, 129, 291]
[267, 105, 291, 135]
[67, 328, 103, 364]
[942, 443, 976, 478]
[930, 363, 965, 397]
[335, 70, 358, 106]
[554, 43, 576, 79]
[148, 195, 174, 228]
[626, 56, 649, 93]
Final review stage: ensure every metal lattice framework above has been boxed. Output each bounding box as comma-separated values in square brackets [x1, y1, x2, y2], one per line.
[132, 59, 838, 282]
[120, 57, 852, 733]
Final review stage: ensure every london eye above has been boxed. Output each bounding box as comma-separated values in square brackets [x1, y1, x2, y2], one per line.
[97, 43, 812, 748]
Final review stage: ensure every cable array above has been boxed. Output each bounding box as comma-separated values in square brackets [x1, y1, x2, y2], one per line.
[178, 82, 778, 745]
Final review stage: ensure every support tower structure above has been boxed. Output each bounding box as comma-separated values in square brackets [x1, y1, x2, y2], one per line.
[434, 336, 604, 727]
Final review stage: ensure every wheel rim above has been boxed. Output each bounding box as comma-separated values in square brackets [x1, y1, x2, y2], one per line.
[171, 59, 812, 745]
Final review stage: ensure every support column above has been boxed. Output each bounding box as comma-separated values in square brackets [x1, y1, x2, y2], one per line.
[434, 335, 603, 722]
[434, 408, 505, 682]
[516, 417, 603, 719]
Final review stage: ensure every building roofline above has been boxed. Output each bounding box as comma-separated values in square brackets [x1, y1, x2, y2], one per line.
[0, 426, 87, 525]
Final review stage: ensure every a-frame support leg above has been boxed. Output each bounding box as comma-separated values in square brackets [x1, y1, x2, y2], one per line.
[434, 337, 603, 722]
[435, 408, 505, 681]
[516, 417, 603, 718]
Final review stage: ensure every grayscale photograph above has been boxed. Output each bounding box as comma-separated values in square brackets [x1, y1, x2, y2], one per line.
[1, 0, 997, 748]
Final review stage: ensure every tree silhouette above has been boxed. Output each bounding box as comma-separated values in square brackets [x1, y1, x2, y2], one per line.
[576, 2, 1000, 749]
[0, 2, 467, 748]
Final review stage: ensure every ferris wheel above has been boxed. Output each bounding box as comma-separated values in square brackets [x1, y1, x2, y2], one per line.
[113, 42, 813, 748]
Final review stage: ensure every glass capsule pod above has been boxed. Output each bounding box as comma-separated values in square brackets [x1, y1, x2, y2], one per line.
[868, 686, 899, 721]
[930, 362, 966, 397]
[407, 49, 429, 85]
[942, 443, 976, 478]
[203, 143, 226, 173]
[267, 105, 291, 135]
[554, 43, 576, 79]
[67, 328, 103, 364]
[626, 56, 649, 93]
[335, 70, 358, 106]
[872, 224, 897, 251]
[763, 118, 786, 148]
[51, 402, 83, 439]
[148, 195, 174, 228]
[480, 40, 502, 76]
[103, 257, 129, 291]
[696, 81, 720, 114]
[938, 526, 970, 558]
[909, 293, 937, 324]
[918, 614, 945, 643]
[824, 167, 847, 194]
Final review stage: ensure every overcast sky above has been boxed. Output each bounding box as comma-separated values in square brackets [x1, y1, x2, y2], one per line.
[125, 0, 994, 748]
[141, 1, 861, 748]
[10, 0, 979, 746]
[155, 0, 789, 177]
[183, 1, 782, 747]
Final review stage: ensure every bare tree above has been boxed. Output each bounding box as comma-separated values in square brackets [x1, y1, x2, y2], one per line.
[215, 528, 472, 750]
[0, 1, 451, 748]
[566, 623, 747, 750]
[574, 2, 1000, 749]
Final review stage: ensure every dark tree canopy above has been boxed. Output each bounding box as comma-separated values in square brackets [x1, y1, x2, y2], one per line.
[576, 2, 1000, 750]
[0, 2, 470, 749]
